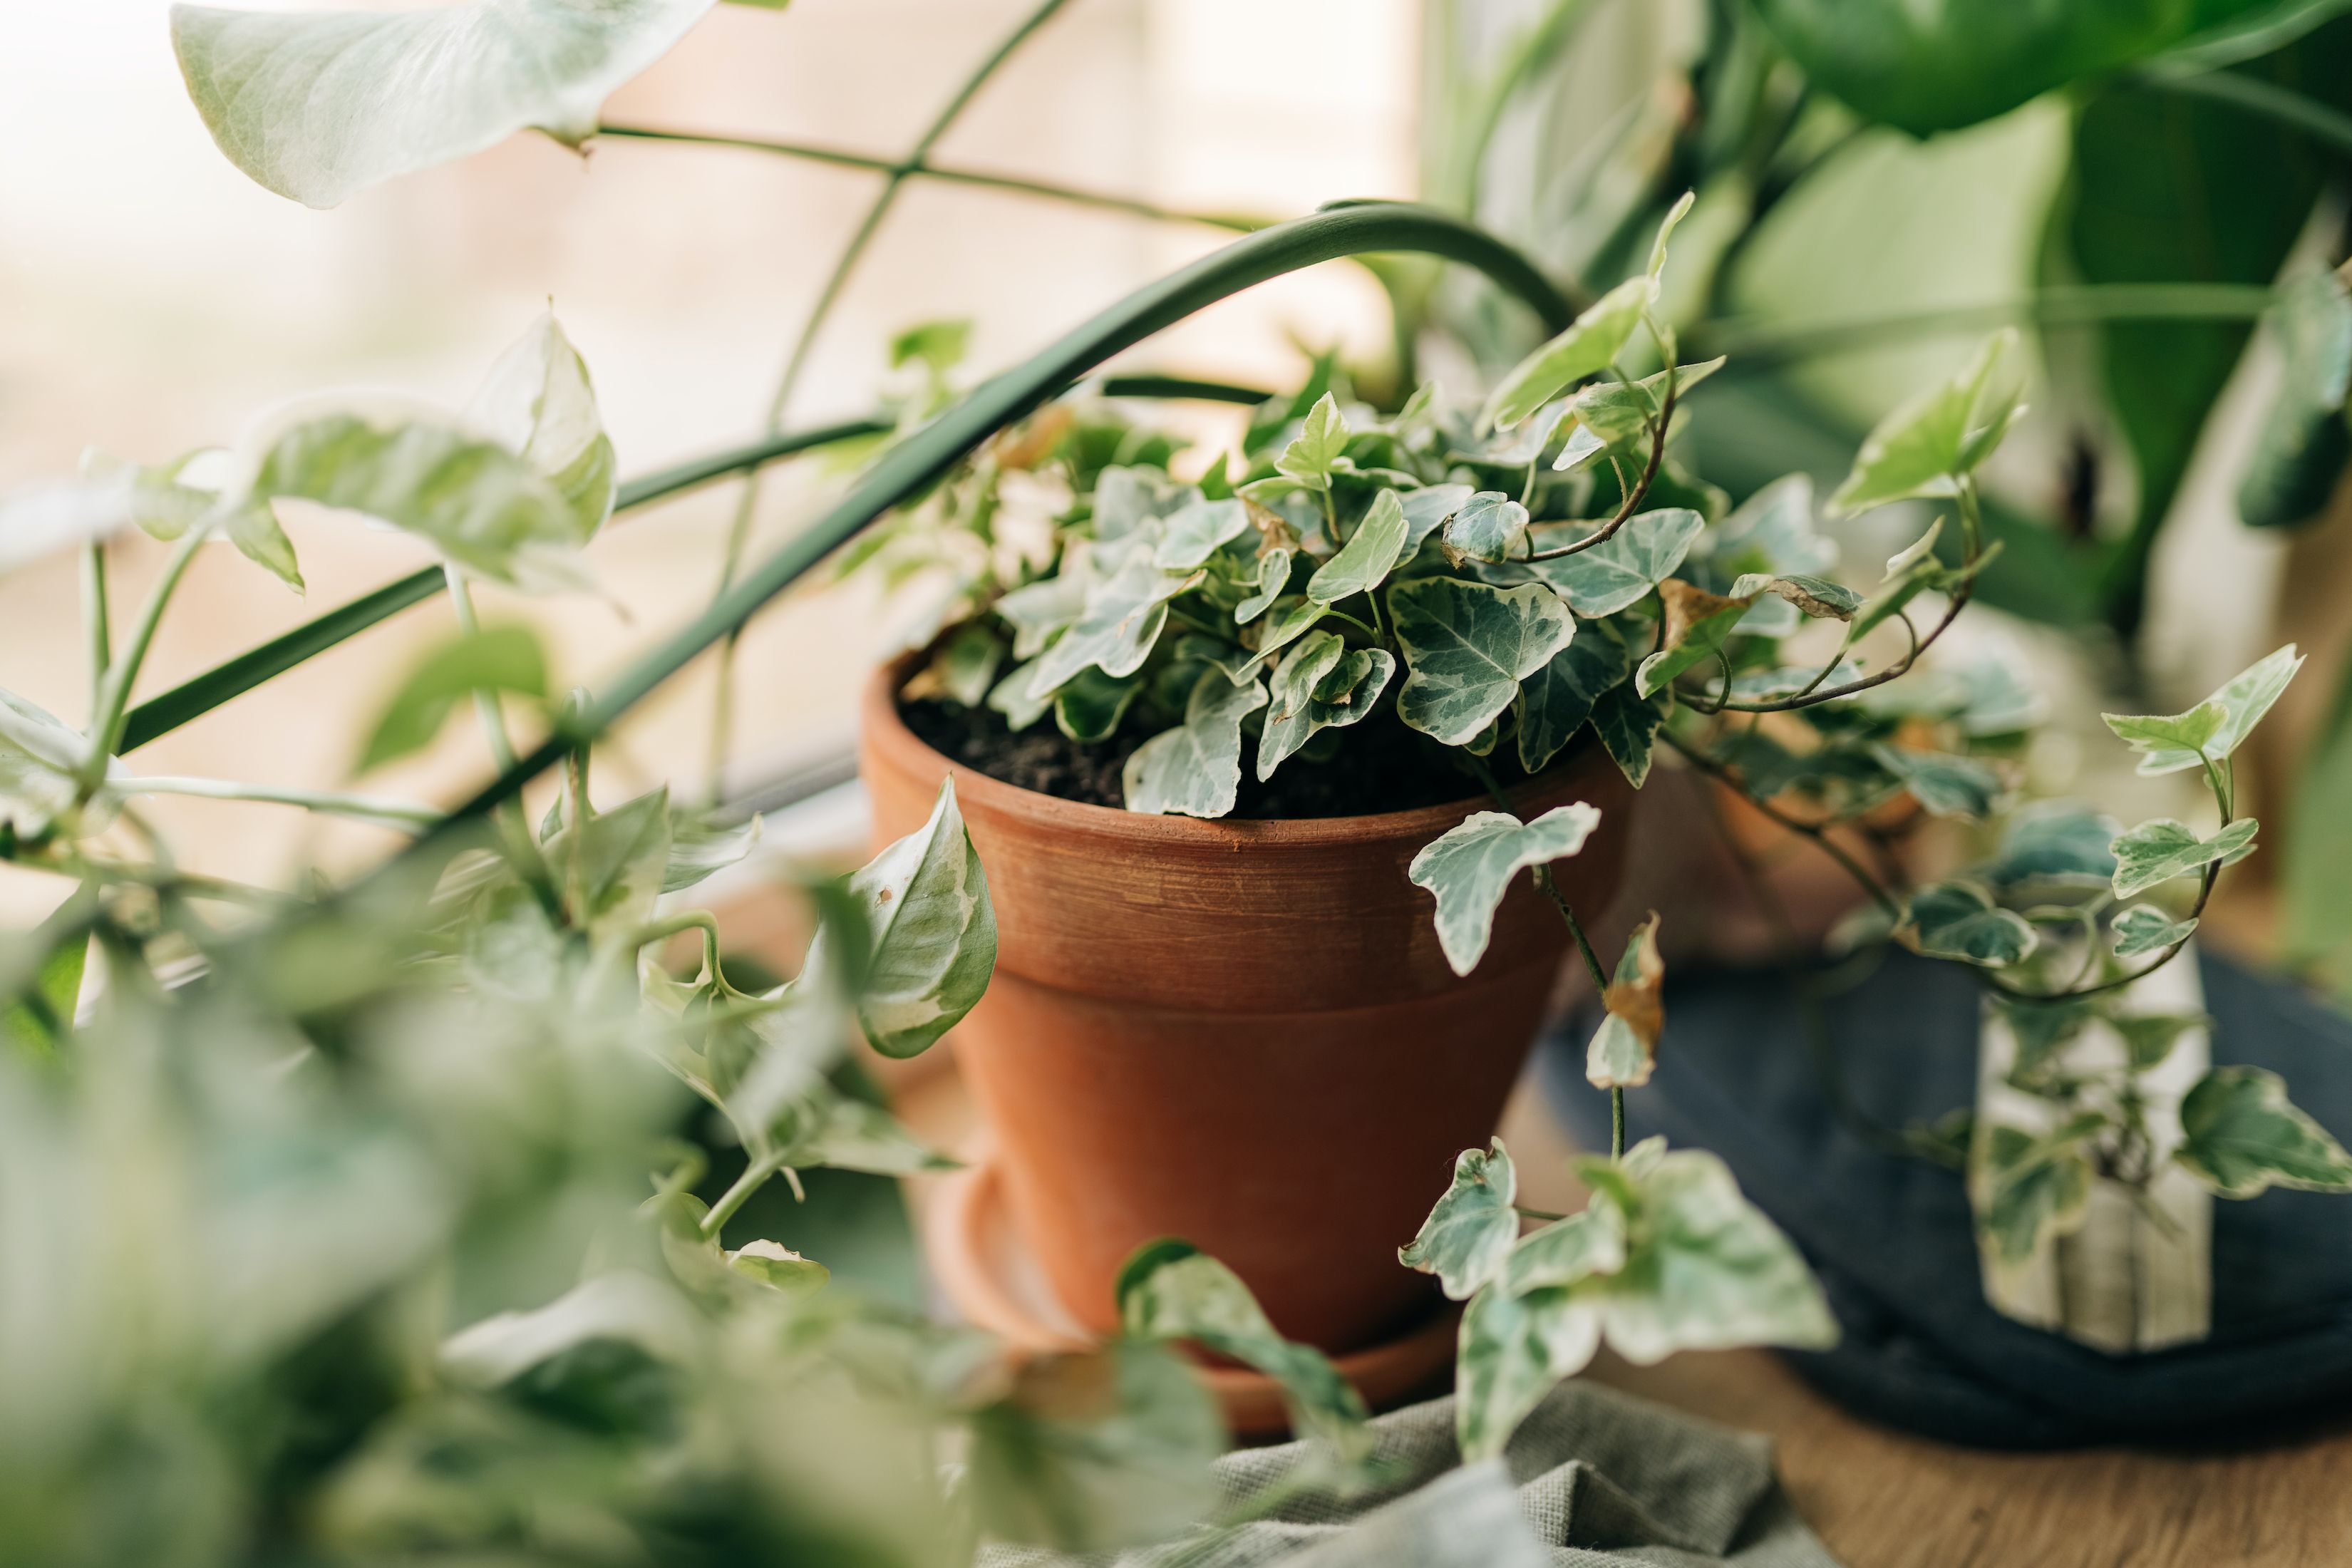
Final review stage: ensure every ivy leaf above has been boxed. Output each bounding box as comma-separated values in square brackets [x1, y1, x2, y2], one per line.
[2175, 1066, 2352, 1199]
[1515, 619, 1637, 774]
[2238, 270, 2352, 530]
[1828, 330, 2024, 516]
[2102, 644, 2304, 776]
[1047, 668, 1139, 746]
[1709, 473, 1837, 579]
[550, 787, 672, 947]
[1123, 670, 1268, 819]
[770, 1088, 957, 1177]
[1408, 804, 1604, 976]
[1274, 393, 1350, 493]
[1570, 359, 1726, 448]
[2113, 1012, 2204, 1073]
[1635, 579, 1751, 699]
[1258, 632, 1395, 782]
[1586, 913, 1664, 1090]
[1388, 578, 1574, 745]
[2110, 817, 2259, 900]
[724, 1241, 830, 1300]
[1589, 681, 1671, 789]
[911, 622, 1005, 708]
[1527, 508, 1703, 617]
[831, 778, 996, 1059]
[1904, 881, 2036, 967]
[1398, 483, 1477, 552]
[1441, 492, 1530, 567]
[993, 574, 1088, 659]
[1093, 466, 1202, 541]
[1981, 803, 2120, 895]
[356, 624, 549, 773]
[1398, 1139, 1519, 1301]
[1482, 276, 1656, 430]
[1869, 744, 2003, 820]
[1233, 547, 1293, 625]
[1029, 554, 1205, 694]
[1497, 1203, 1627, 1296]
[1455, 1281, 1604, 1465]
[465, 311, 619, 542]
[1306, 489, 1410, 604]
[966, 1341, 1223, 1555]
[1980, 1115, 2104, 1267]
[0, 690, 110, 840]
[988, 656, 1053, 731]
[2112, 904, 2197, 959]
[172, 0, 715, 207]
[1153, 497, 1251, 570]
[1116, 1239, 1373, 1470]
[1730, 572, 1859, 621]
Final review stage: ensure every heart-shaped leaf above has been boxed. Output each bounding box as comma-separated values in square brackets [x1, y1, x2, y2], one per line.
[1398, 1139, 1519, 1300]
[2103, 645, 2303, 776]
[1979, 1115, 2104, 1266]
[1904, 880, 2036, 967]
[1408, 803, 1604, 975]
[2111, 904, 2197, 959]
[1442, 492, 1531, 566]
[2175, 1066, 2352, 1199]
[1828, 330, 2023, 516]
[1529, 508, 1704, 617]
[1122, 669, 1267, 818]
[1152, 497, 1251, 569]
[1515, 618, 1638, 774]
[1388, 578, 1574, 745]
[835, 778, 996, 1058]
[1257, 631, 1395, 781]
[1482, 276, 1656, 430]
[2110, 817, 2259, 899]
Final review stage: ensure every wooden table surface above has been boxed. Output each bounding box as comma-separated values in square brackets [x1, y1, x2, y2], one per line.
[893, 1056, 2352, 1568]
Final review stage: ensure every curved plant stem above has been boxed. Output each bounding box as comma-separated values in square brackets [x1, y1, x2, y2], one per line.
[1661, 728, 1904, 921]
[113, 776, 439, 830]
[705, 0, 1078, 799]
[1523, 368, 1676, 562]
[396, 202, 1572, 861]
[2137, 68, 2352, 159]
[83, 542, 110, 723]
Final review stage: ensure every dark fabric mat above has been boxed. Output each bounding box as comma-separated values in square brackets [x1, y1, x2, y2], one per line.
[1538, 949, 2352, 1449]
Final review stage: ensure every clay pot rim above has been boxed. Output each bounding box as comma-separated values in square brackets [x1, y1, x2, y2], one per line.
[863, 660, 1609, 847]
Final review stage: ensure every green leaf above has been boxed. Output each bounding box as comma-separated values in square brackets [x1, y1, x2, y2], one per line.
[1527, 508, 1703, 617]
[1052, 666, 1144, 744]
[357, 624, 548, 773]
[1730, 572, 1859, 621]
[1827, 330, 2022, 516]
[917, 622, 1005, 708]
[988, 655, 1053, 731]
[1589, 681, 1671, 789]
[1093, 465, 1200, 540]
[1122, 669, 1268, 819]
[1257, 632, 1395, 782]
[1648, 190, 1695, 277]
[1981, 802, 2120, 894]
[1586, 913, 1663, 1090]
[1274, 392, 1349, 492]
[994, 574, 1089, 658]
[2103, 644, 2304, 776]
[1152, 497, 1251, 569]
[1408, 803, 1604, 976]
[724, 1239, 830, 1299]
[2112, 904, 2198, 959]
[1441, 492, 1530, 566]
[1869, 744, 2003, 820]
[1398, 1139, 1519, 1301]
[1398, 483, 1477, 551]
[1029, 553, 1204, 694]
[2113, 1011, 2204, 1073]
[1569, 360, 1725, 449]
[2175, 1066, 2352, 1198]
[2110, 817, 2259, 899]
[2240, 270, 2352, 529]
[1904, 881, 2037, 967]
[1455, 1281, 1604, 1465]
[889, 318, 971, 376]
[1388, 578, 1574, 746]
[465, 311, 619, 543]
[1, 920, 89, 1060]
[661, 808, 759, 894]
[1515, 619, 1638, 774]
[1979, 1115, 2104, 1267]
[1115, 1239, 1373, 1467]
[1233, 546, 1293, 625]
[551, 786, 672, 946]
[1482, 275, 1656, 430]
[172, 0, 715, 207]
[1307, 488, 1411, 605]
[770, 1088, 956, 1177]
[1710, 474, 1837, 581]
[835, 778, 996, 1058]
[1496, 1203, 1626, 1297]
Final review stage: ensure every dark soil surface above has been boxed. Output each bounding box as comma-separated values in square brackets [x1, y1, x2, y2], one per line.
[902, 696, 1537, 818]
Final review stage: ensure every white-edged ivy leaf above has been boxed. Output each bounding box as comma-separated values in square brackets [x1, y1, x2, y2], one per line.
[832, 778, 995, 1058]
[1730, 572, 1858, 620]
[1527, 508, 1704, 617]
[994, 574, 1089, 659]
[1552, 422, 1608, 475]
[2175, 1066, 2352, 1198]
[988, 656, 1053, 731]
[1257, 632, 1394, 782]
[1153, 497, 1251, 569]
[1122, 669, 1267, 819]
[1454, 1281, 1604, 1465]
[1233, 547, 1293, 625]
[1497, 1203, 1626, 1297]
[1482, 276, 1656, 430]
[1388, 578, 1574, 746]
[1030, 555, 1205, 693]
[465, 311, 617, 541]
[1635, 579, 1752, 699]
[1869, 744, 2003, 820]
[1408, 803, 1604, 976]
[1442, 492, 1530, 566]
[2110, 817, 2259, 900]
[1571, 359, 1726, 448]
[1115, 1239, 1373, 1468]
[1828, 329, 2024, 515]
[1398, 483, 1477, 551]
[1980, 1115, 2103, 1267]
[1515, 619, 1637, 773]
[1981, 802, 2120, 893]
[172, 0, 716, 207]
[1463, 398, 1574, 468]
[2102, 645, 2304, 776]
[1052, 666, 1144, 744]
[1274, 393, 1350, 493]
[724, 1240, 830, 1300]
[2111, 904, 2197, 959]
[772, 1088, 957, 1177]
[1589, 681, 1670, 789]
[1586, 914, 1664, 1090]
[1092, 465, 1200, 540]
[662, 808, 759, 894]
[1306, 489, 1410, 604]
[1398, 1139, 1519, 1300]
[966, 1341, 1224, 1556]
[356, 623, 549, 773]
[1904, 881, 2037, 967]
[1647, 190, 1696, 277]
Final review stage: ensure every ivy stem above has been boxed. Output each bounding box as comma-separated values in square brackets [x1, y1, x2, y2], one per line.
[112, 777, 439, 830]
[1612, 1087, 1625, 1161]
[701, 1151, 790, 1238]
[83, 540, 110, 724]
[83, 527, 208, 782]
[1660, 728, 1905, 921]
[631, 909, 731, 995]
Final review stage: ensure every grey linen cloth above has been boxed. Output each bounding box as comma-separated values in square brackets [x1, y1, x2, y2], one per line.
[984, 1380, 1841, 1568]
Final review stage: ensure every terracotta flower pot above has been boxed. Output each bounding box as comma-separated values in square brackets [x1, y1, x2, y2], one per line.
[860, 669, 1634, 1354]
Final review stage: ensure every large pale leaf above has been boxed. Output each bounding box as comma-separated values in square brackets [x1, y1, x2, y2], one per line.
[1257, 632, 1394, 782]
[464, 311, 618, 541]
[1152, 497, 1251, 570]
[1122, 670, 1267, 818]
[836, 778, 996, 1058]
[1527, 508, 1704, 617]
[1482, 276, 1656, 430]
[1398, 1140, 1519, 1301]
[1827, 330, 2023, 516]
[172, 0, 716, 207]
[2175, 1066, 2352, 1198]
[1515, 619, 1637, 774]
[2102, 645, 2303, 776]
[1408, 804, 1603, 976]
[2110, 817, 2259, 900]
[1388, 578, 1574, 746]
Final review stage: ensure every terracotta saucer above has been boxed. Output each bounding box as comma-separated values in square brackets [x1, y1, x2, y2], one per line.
[924, 1159, 1461, 1438]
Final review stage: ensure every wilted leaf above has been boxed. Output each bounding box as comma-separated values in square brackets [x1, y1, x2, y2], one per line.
[1388, 578, 1574, 745]
[1635, 579, 1751, 699]
[1257, 632, 1394, 781]
[2110, 817, 2259, 900]
[1828, 330, 2023, 516]
[1586, 914, 1663, 1090]
[1398, 1139, 1519, 1301]
[1408, 804, 1604, 976]
[357, 624, 548, 773]
[1442, 492, 1530, 566]
[1482, 276, 1656, 430]
[2112, 904, 2197, 959]
[1515, 619, 1638, 773]
[2175, 1066, 2352, 1198]
[1528, 508, 1704, 617]
[1123, 669, 1267, 819]
[2103, 645, 2303, 776]
[1731, 572, 1858, 621]
[834, 778, 995, 1058]
[1904, 881, 2036, 967]
[173, 0, 716, 207]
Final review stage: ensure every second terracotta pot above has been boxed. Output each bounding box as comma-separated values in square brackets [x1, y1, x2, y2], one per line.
[862, 671, 1634, 1354]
